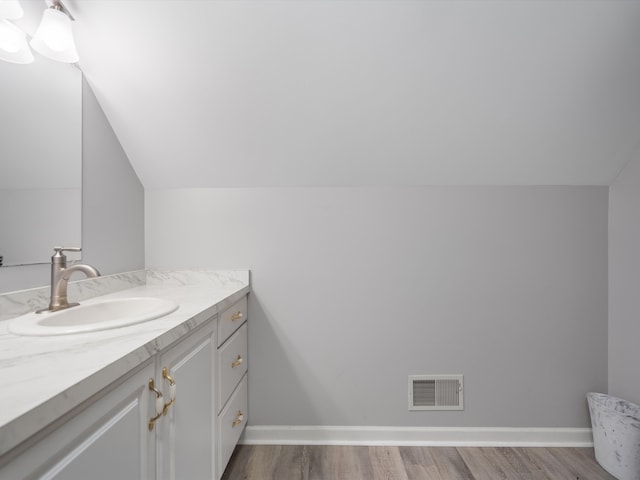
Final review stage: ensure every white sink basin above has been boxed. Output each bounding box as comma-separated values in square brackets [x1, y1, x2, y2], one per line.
[8, 297, 179, 336]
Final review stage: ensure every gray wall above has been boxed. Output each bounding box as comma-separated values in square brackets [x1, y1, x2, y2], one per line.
[0, 79, 144, 293]
[609, 153, 640, 404]
[146, 186, 608, 427]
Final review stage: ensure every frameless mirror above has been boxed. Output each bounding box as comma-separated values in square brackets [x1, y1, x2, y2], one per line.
[0, 59, 82, 267]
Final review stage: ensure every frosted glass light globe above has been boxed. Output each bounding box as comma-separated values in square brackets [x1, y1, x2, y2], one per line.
[0, 19, 33, 63]
[30, 7, 78, 63]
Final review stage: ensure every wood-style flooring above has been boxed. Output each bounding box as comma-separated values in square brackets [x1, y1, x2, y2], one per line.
[221, 445, 616, 480]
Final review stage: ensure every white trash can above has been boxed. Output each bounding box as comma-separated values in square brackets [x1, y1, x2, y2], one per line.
[587, 392, 640, 480]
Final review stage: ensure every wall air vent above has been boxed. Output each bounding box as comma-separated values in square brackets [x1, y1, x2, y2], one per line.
[408, 375, 464, 411]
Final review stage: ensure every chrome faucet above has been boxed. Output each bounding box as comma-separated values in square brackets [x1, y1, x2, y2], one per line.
[38, 247, 100, 313]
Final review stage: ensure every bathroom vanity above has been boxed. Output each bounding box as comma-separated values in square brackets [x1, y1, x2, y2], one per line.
[0, 269, 250, 480]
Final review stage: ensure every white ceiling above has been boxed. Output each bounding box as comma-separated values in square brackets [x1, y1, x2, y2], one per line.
[67, 0, 640, 187]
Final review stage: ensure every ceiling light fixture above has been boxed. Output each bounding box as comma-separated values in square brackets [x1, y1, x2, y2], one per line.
[0, 0, 24, 20]
[30, 0, 78, 63]
[0, 18, 33, 63]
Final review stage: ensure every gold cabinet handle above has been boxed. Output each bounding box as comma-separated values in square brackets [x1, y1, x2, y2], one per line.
[148, 378, 164, 431]
[232, 410, 244, 427]
[231, 355, 243, 368]
[231, 311, 243, 321]
[162, 367, 176, 416]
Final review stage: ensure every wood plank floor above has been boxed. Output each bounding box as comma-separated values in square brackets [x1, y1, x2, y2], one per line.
[221, 445, 616, 480]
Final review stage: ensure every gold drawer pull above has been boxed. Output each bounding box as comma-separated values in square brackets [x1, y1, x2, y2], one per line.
[231, 311, 243, 321]
[232, 410, 244, 427]
[231, 355, 243, 368]
[162, 367, 176, 415]
[148, 378, 164, 431]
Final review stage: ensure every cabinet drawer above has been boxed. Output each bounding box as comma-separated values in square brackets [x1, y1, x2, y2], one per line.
[217, 374, 248, 478]
[218, 322, 248, 412]
[218, 296, 247, 347]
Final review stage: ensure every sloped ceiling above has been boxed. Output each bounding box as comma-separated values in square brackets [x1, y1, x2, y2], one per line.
[69, 0, 640, 187]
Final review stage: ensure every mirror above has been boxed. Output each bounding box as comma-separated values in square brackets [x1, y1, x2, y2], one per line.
[0, 58, 82, 267]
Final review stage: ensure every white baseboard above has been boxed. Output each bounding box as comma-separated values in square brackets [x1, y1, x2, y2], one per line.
[241, 425, 593, 447]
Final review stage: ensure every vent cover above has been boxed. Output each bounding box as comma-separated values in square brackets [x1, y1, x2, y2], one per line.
[408, 375, 464, 411]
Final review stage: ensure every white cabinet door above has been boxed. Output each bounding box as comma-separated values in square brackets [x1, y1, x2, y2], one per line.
[156, 320, 216, 480]
[0, 362, 155, 480]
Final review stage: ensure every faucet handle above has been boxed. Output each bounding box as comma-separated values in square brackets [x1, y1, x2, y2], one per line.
[52, 247, 82, 265]
[53, 247, 82, 254]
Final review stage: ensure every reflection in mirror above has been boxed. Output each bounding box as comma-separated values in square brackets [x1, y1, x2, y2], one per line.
[0, 58, 82, 266]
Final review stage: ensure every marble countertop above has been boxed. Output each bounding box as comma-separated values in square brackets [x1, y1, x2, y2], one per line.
[0, 269, 250, 458]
